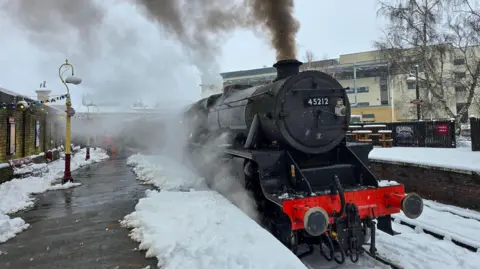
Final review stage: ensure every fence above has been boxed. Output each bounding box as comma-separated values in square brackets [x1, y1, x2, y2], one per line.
[471, 117, 480, 151]
[347, 120, 456, 148]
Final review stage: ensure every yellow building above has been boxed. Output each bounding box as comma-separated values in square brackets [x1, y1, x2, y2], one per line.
[220, 51, 397, 122]
[219, 49, 480, 122]
[351, 106, 399, 123]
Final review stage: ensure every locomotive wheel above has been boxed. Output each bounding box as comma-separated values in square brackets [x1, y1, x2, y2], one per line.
[266, 211, 299, 253]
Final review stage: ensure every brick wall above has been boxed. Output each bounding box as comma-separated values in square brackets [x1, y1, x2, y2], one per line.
[0, 109, 24, 161]
[0, 107, 63, 163]
[370, 160, 480, 210]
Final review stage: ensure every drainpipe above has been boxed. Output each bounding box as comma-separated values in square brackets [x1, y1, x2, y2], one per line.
[353, 62, 358, 105]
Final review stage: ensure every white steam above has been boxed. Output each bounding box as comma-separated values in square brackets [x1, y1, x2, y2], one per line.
[153, 109, 260, 222]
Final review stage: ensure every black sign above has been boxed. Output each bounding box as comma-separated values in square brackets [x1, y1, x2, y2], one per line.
[305, 97, 330, 107]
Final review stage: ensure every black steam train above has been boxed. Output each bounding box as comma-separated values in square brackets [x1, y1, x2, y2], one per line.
[183, 59, 423, 264]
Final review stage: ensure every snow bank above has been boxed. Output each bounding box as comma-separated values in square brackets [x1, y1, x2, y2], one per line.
[13, 163, 47, 175]
[127, 153, 207, 191]
[121, 190, 307, 269]
[124, 154, 309, 268]
[48, 182, 82, 190]
[369, 147, 480, 172]
[0, 148, 109, 243]
[0, 214, 29, 243]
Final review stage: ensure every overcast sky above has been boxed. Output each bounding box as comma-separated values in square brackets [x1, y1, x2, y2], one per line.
[0, 0, 386, 111]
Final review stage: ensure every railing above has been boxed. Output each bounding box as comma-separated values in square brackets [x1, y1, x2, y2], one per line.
[347, 120, 456, 148]
[471, 117, 480, 151]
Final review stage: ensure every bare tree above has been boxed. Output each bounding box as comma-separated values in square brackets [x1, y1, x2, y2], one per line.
[375, 0, 480, 127]
[303, 50, 316, 70]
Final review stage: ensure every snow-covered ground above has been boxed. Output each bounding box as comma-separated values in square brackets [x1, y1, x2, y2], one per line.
[369, 147, 480, 172]
[393, 204, 480, 249]
[124, 154, 480, 269]
[126, 154, 207, 191]
[122, 190, 308, 269]
[376, 222, 480, 269]
[0, 148, 109, 243]
[377, 180, 480, 268]
[123, 154, 308, 269]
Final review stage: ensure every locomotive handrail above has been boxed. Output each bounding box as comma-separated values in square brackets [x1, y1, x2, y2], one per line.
[209, 104, 247, 112]
[286, 151, 314, 196]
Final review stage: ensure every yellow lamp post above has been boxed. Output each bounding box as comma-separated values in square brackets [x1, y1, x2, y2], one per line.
[85, 105, 92, 161]
[58, 59, 82, 184]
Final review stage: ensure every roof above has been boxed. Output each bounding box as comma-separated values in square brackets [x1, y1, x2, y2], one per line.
[325, 59, 389, 73]
[220, 59, 339, 78]
[219, 58, 390, 79]
[0, 87, 36, 104]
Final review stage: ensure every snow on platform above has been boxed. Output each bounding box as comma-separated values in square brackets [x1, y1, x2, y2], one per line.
[369, 147, 480, 172]
[377, 222, 480, 269]
[124, 154, 307, 269]
[0, 148, 109, 243]
[121, 190, 307, 269]
[126, 154, 207, 191]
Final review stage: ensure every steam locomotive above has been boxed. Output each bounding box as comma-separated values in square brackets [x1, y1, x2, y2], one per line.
[183, 59, 424, 264]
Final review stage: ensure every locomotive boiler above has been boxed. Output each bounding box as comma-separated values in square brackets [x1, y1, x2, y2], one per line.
[183, 59, 424, 264]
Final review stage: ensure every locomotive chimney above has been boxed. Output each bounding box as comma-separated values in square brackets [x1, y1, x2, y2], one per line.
[273, 59, 303, 81]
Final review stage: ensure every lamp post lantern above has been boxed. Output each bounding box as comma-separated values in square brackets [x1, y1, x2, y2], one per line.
[406, 64, 421, 121]
[58, 59, 82, 184]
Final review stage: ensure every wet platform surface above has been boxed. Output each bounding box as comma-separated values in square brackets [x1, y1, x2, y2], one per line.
[0, 154, 158, 269]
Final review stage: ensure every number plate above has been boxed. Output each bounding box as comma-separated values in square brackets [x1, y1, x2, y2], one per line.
[305, 97, 330, 107]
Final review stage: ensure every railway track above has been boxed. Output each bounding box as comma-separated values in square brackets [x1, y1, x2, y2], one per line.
[391, 215, 480, 252]
[363, 249, 404, 269]
[302, 211, 480, 269]
[300, 245, 405, 269]
[423, 202, 480, 222]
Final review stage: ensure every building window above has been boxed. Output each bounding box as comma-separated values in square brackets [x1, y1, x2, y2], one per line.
[455, 72, 466, 79]
[453, 58, 465, 65]
[346, 87, 369, 94]
[362, 113, 375, 119]
[380, 85, 388, 92]
[357, 87, 369, 93]
[357, 102, 370, 107]
[407, 81, 427, 89]
[455, 86, 466, 93]
[381, 100, 389, 105]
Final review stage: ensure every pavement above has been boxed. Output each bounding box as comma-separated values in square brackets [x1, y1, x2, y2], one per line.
[0, 154, 158, 269]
